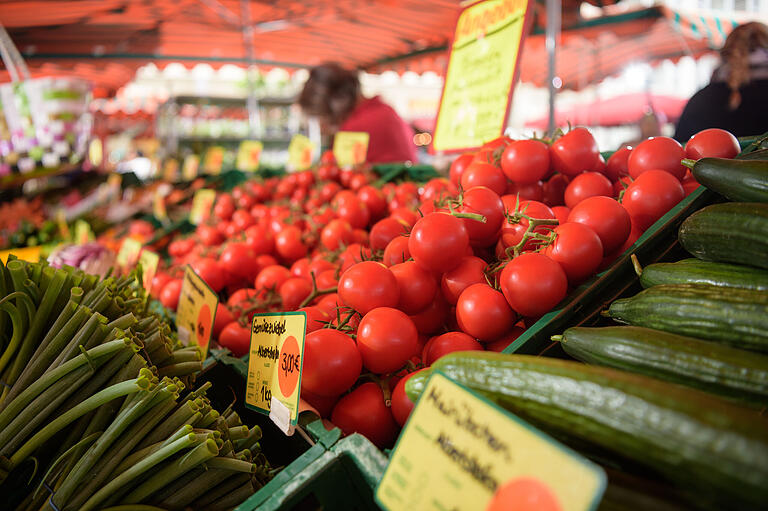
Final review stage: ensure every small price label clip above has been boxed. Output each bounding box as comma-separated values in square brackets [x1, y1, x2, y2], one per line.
[189, 189, 216, 225]
[236, 141, 263, 172]
[175, 265, 219, 359]
[287, 134, 315, 171]
[333, 131, 369, 168]
[116, 238, 142, 270]
[376, 372, 606, 511]
[204, 146, 225, 175]
[138, 250, 159, 294]
[245, 311, 307, 435]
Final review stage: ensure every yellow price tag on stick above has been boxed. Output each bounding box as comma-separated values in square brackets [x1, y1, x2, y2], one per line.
[116, 238, 142, 269]
[245, 311, 307, 435]
[176, 266, 219, 359]
[138, 250, 159, 294]
[74, 220, 93, 245]
[203, 146, 225, 175]
[0, 246, 42, 264]
[333, 131, 369, 167]
[182, 155, 200, 181]
[432, 0, 532, 152]
[236, 141, 263, 172]
[287, 134, 314, 171]
[56, 209, 70, 240]
[189, 189, 216, 225]
[376, 372, 606, 511]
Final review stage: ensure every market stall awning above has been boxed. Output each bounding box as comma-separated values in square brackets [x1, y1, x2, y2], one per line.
[524, 92, 688, 128]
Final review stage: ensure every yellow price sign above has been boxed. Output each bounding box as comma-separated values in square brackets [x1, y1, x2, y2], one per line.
[236, 141, 263, 172]
[163, 159, 180, 182]
[189, 189, 216, 225]
[116, 238, 142, 269]
[74, 220, 93, 245]
[182, 155, 200, 181]
[176, 265, 219, 359]
[153, 189, 168, 221]
[0, 246, 42, 264]
[203, 146, 226, 175]
[333, 131, 369, 167]
[287, 134, 315, 171]
[432, 0, 532, 152]
[56, 209, 70, 240]
[138, 250, 159, 294]
[376, 372, 606, 511]
[245, 311, 307, 434]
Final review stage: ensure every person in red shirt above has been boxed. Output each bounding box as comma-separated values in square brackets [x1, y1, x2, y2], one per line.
[298, 63, 417, 163]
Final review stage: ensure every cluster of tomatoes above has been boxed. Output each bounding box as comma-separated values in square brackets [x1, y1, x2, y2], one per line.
[148, 126, 740, 449]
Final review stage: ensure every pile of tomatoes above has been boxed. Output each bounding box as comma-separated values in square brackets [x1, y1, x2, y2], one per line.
[148, 127, 740, 449]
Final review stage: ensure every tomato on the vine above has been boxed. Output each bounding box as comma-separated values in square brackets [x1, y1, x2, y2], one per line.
[550, 128, 600, 176]
[331, 382, 398, 449]
[303, 329, 361, 397]
[390, 261, 438, 314]
[460, 162, 507, 196]
[459, 186, 505, 247]
[369, 217, 408, 251]
[338, 261, 399, 315]
[500, 139, 550, 184]
[409, 212, 470, 273]
[449, 153, 475, 187]
[382, 236, 411, 267]
[543, 222, 603, 285]
[605, 145, 632, 182]
[564, 172, 613, 208]
[357, 307, 419, 374]
[422, 331, 483, 366]
[159, 279, 182, 310]
[684, 128, 740, 159]
[456, 283, 516, 342]
[500, 253, 567, 318]
[391, 370, 425, 427]
[219, 322, 251, 357]
[621, 169, 684, 231]
[567, 196, 631, 254]
[627, 136, 686, 180]
[441, 255, 488, 304]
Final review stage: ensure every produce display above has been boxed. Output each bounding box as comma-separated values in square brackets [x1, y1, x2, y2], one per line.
[0, 258, 274, 510]
[405, 139, 768, 510]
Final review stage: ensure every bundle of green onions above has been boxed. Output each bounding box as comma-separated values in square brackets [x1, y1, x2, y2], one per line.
[0, 256, 275, 510]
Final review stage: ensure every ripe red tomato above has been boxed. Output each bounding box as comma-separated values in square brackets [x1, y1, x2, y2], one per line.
[275, 225, 307, 262]
[391, 370, 426, 427]
[190, 258, 225, 292]
[390, 261, 438, 314]
[279, 277, 313, 310]
[567, 196, 631, 254]
[213, 303, 234, 339]
[485, 325, 525, 352]
[369, 217, 408, 251]
[628, 137, 686, 180]
[338, 261, 399, 315]
[460, 162, 507, 196]
[543, 223, 603, 285]
[213, 197, 235, 220]
[303, 329, 362, 397]
[388, 207, 420, 228]
[244, 224, 275, 255]
[409, 293, 450, 335]
[605, 145, 632, 182]
[382, 236, 411, 267]
[422, 331, 483, 366]
[197, 224, 223, 247]
[220, 243, 257, 281]
[357, 185, 388, 221]
[159, 279, 183, 310]
[506, 180, 544, 202]
[564, 172, 613, 208]
[456, 283, 516, 342]
[331, 382, 398, 449]
[684, 128, 740, 159]
[441, 256, 487, 304]
[320, 219, 354, 251]
[551, 205, 570, 226]
[219, 322, 251, 357]
[458, 186, 504, 247]
[550, 128, 600, 176]
[336, 197, 370, 229]
[255, 264, 292, 291]
[299, 306, 330, 333]
[316, 293, 343, 316]
[500, 253, 568, 318]
[450, 153, 475, 187]
[357, 307, 419, 374]
[231, 209, 255, 230]
[499, 199, 556, 251]
[409, 213, 470, 273]
[500, 139, 550, 184]
[622, 169, 684, 231]
[150, 272, 173, 298]
[542, 173, 570, 207]
[420, 178, 458, 203]
[227, 288, 261, 308]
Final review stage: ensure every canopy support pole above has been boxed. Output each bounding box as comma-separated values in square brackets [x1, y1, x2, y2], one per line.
[240, 0, 260, 139]
[545, 0, 561, 136]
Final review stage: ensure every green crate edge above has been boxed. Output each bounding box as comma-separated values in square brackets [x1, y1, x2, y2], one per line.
[235, 433, 388, 511]
[503, 185, 717, 355]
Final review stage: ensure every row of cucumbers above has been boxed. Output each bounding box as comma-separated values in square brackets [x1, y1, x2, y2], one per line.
[406, 155, 768, 510]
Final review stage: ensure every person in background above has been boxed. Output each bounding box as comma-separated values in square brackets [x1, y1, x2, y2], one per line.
[299, 63, 417, 163]
[674, 22, 768, 142]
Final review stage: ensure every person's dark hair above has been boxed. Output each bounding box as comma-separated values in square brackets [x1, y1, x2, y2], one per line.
[719, 22, 768, 109]
[298, 63, 360, 126]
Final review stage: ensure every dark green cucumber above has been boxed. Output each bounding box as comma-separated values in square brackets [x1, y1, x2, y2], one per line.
[405, 352, 768, 510]
[688, 157, 768, 203]
[638, 258, 768, 291]
[607, 284, 768, 352]
[556, 326, 768, 406]
[678, 202, 768, 269]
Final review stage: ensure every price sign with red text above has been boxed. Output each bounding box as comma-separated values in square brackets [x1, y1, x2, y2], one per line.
[176, 265, 219, 359]
[288, 134, 315, 171]
[236, 141, 263, 172]
[138, 250, 159, 294]
[116, 238, 142, 269]
[333, 131, 369, 167]
[203, 146, 225, 175]
[245, 311, 307, 434]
